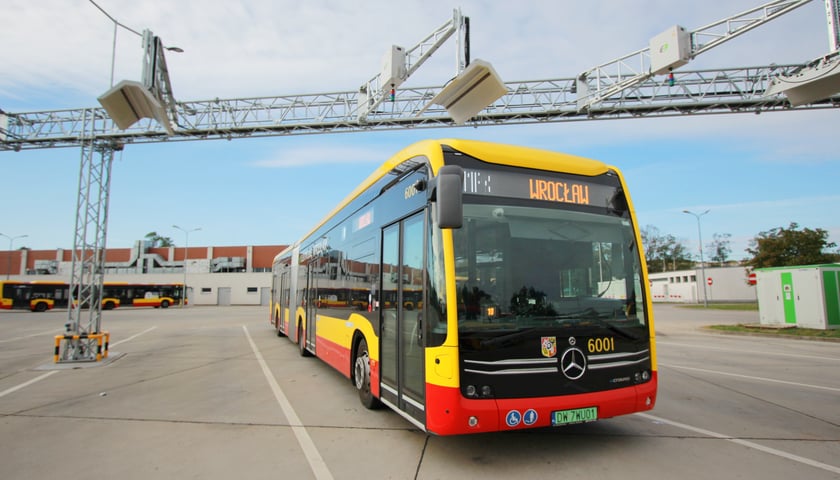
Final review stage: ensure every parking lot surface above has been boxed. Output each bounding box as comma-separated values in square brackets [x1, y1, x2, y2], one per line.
[1, 305, 838, 479]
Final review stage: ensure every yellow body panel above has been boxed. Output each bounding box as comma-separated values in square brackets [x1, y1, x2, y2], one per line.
[611, 167, 658, 372]
[314, 312, 380, 360]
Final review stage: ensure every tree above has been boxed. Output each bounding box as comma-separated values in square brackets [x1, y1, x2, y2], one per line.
[145, 231, 174, 248]
[745, 223, 838, 268]
[707, 233, 732, 266]
[641, 225, 692, 273]
[667, 239, 692, 271]
[640, 225, 663, 271]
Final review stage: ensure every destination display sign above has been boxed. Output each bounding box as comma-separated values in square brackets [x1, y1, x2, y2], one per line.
[462, 168, 619, 208]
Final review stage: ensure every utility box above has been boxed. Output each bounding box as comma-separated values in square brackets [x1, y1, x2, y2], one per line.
[381, 45, 407, 88]
[756, 264, 840, 330]
[649, 25, 691, 76]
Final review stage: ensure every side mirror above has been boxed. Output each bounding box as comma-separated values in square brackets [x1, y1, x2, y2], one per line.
[434, 165, 463, 229]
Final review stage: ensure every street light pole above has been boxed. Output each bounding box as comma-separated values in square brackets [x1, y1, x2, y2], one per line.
[172, 225, 201, 307]
[683, 210, 709, 307]
[0, 233, 29, 280]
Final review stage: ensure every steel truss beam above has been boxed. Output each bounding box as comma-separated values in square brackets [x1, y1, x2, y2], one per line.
[575, 0, 814, 110]
[2, 63, 838, 152]
[357, 8, 466, 122]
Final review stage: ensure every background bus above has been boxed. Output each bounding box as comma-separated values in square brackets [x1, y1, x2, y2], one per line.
[0, 280, 69, 312]
[0, 281, 185, 311]
[101, 282, 185, 309]
[270, 139, 656, 435]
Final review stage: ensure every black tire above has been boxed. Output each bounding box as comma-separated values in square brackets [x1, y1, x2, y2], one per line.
[34, 302, 48, 312]
[103, 301, 115, 310]
[274, 314, 286, 337]
[354, 337, 382, 409]
[297, 321, 310, 357]
[160, 300, 170, 309]
[275, 311, 287, 337]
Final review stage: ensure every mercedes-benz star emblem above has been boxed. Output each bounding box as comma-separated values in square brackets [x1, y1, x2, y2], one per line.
[560, 347, 586, 380]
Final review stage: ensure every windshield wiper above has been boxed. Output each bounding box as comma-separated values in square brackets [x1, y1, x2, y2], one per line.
[565, 308, 642, 340]
[475, 329, 534, 349]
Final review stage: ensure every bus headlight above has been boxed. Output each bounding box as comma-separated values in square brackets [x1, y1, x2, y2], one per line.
[465, 384, 494, 398]
[634, 370, 651, 383]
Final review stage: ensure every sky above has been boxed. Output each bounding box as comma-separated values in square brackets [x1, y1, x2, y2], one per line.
[2, 0, 839, 261]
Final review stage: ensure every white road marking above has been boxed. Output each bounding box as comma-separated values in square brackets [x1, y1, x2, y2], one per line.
[660, 363, 840, 392]
[111, 326, 157, 347]
[0, 326, 157, 399]
[242, 325, 333, 480]
[0, 371, 58, 398]
[0, 328, 63, 344]
[657, 341, 840, 363]
[638, 413, 840, 475]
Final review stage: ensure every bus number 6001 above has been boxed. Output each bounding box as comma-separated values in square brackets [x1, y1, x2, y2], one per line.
[587, 337, 615, 353]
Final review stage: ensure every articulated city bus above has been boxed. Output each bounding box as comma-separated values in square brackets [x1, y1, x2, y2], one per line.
[100, 282, 185, 309]
[270, 139, 657, 435]
[0, 280, 70, 312]
[0, 281, 185, 311]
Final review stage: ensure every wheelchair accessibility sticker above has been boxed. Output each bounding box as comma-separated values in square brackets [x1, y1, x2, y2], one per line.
[505, 410, 522, 427]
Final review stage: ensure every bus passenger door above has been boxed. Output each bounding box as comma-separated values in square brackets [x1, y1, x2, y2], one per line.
[274, 270, 290, 333]
[304, 265, 317, 353]
[280, 271, 290, 332]
[380, 212, 426, 427]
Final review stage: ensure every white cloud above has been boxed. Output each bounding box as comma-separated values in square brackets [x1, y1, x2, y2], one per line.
[678, 194, 840, 215]
[251, 144, 387, 168]
[3, 0, 831, 104]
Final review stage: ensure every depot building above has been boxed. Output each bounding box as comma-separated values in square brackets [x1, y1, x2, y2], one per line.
[0, 240, 287, 306]
[648, 266, 757, 304]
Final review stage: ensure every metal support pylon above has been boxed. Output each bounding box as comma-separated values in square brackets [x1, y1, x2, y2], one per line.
[58, 108, 119, 363]
[827, 0, 840, 51]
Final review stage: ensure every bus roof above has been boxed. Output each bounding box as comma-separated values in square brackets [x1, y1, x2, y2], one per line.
[431, 139, 609, 176]
[273, 139, 612, 263]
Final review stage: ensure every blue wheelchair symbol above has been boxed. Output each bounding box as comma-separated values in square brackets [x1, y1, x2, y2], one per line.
[505, 410, 522, 427]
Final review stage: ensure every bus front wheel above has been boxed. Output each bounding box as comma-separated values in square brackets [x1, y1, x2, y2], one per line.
[354, 337, 381, 409]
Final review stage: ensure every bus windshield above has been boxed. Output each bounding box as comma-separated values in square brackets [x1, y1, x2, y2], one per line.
[453, 202, 647, 332]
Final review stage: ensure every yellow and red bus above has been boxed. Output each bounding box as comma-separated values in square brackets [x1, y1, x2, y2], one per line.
[100, 282, 185, 309]
[0, 280, 70, 312]
[270, 139, 657, 435]
[0, 281, 185, 311]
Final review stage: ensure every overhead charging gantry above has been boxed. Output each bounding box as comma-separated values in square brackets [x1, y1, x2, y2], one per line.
[1, 0, 839, 363]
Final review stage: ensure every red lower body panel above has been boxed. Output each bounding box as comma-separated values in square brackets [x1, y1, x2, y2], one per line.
[425, 371, 657, 435]
[315, 335, 352, 378]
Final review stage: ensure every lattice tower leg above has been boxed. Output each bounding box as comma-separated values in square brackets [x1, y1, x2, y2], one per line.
[59, 135, 117, 362]
[828, 0, 840, 51]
